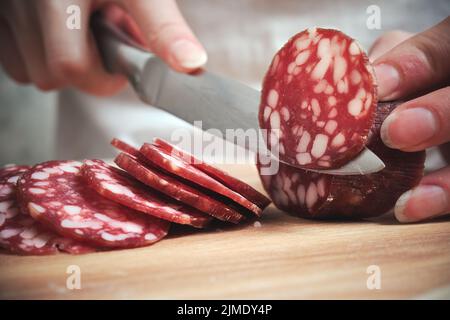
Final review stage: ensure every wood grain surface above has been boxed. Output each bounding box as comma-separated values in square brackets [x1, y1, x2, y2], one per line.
[1, 164, 449, 299]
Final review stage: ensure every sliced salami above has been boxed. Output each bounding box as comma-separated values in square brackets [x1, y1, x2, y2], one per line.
[257, 102, 425, 219]
[0, 165, 30, 201]
[16, 161, 170, 248]
[0, 167, 95, 255]
[259, 28, 377, 169]
[114, 152, 244, 224]
[153, 138, 271, 210]
[81, 159, 212, 228]
[139, 143, 262, 216]
[111, 138, 140, 157]
[0, 165, 30, 179]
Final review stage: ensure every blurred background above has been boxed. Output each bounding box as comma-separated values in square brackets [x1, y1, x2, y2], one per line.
[0, 0, 449, 165]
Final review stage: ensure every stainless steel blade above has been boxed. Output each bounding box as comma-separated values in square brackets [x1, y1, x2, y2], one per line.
[91, 13, 385, 175]
[139, 58, 260, 144]
[307, 147, 385, 175]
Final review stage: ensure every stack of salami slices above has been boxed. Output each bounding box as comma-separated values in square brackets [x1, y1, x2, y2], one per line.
[0, 139, 270, 255]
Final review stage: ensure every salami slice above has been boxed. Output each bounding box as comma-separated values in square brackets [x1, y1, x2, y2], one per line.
[259, 28, 377, 169]
[0, 165, 30, 179]
[153, 138, 271, 210]
[0, 165, 30, 201]
[0, 167, 95, 255]
[114, 152, 244, 224]
[111, 138, 140, 157]
[257, 102, 425, 219]
[81, 159, 212, 228]
[16, 161, 170, 248]
[140, 143, 262, 216]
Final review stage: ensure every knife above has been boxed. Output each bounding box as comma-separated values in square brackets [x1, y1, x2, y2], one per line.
[90, 13, 385, 175]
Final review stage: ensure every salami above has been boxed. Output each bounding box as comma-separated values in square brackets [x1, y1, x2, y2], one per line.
[0, 166, 94, 255]
[16, 161, 170, 248]
[259, 28, 377, 169]
[111, 138, 140, 157]
[257, 102, 426, 219]
[153, 138, 271, 210]
[140, 143, 262, 216]
[0, 165, 30, 201]
[0, 165, 30, 179]
[81, 159, 212, 228]
[114, 152, 244, 223]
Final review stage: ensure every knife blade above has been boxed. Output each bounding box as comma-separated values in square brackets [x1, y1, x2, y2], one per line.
[91, 13, 385, 175]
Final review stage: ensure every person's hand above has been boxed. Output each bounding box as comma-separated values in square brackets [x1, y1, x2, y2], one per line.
[369, 17, 450, 223]
[0, 0, 207, 95]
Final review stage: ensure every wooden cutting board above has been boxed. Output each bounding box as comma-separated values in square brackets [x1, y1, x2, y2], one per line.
[1, 163, 449, 299]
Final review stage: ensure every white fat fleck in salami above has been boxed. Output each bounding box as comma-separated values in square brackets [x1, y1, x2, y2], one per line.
[16, 161, 170, 248]
[64, 205, 81, 215]
[29, 188, 46, 195]
[311, 134, 329, 158]
[316, 121, 325, 128]
[324, 120, 338, 135]
[295, 50, 310, 65]
[60, 219, 103, 229]
[306, 183, 318, 209]
[350, 69, 362, 84]
[270, 111, 281, 129]
[295, 37, 311, 51]
[28, 202, 45, 214]
[311, 98, 321, 116]
[31, 172, 49, 180]
[267, 89, 279, 108]
[314, 79, 327, 93]
[20, 227, 38, 239]
[144, 233, 157, 241]
[331, 133, 346, 148]
[328, 109, 337, 121]
[317, 178, 326, 197]
[0, 185, 13, 199]
[296, 131, 311, 153]
[259, 28, 377, 169]
[296, 153, 312, 165]
[280, 107, 290, 121]
[328, 97, 337, 108]
[34, 181, 49, 187]
[311, 53, 332, 80]
[349, 41, 361, 55]
[333, 56, 347, 84]
[0, 228, 22, 239]
[348, 98, 363, 116]
[297, 184, 306, 205]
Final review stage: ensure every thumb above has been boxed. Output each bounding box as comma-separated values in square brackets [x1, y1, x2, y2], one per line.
[373, 17, 450, 101]
[122, 0, 207, 73]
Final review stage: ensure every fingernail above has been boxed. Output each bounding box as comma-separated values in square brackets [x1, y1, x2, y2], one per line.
[374, 63, 400, 100]
[381, 108, 438, 149]
[170, 39, 207, 69]
[395, 185, 448, 223]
